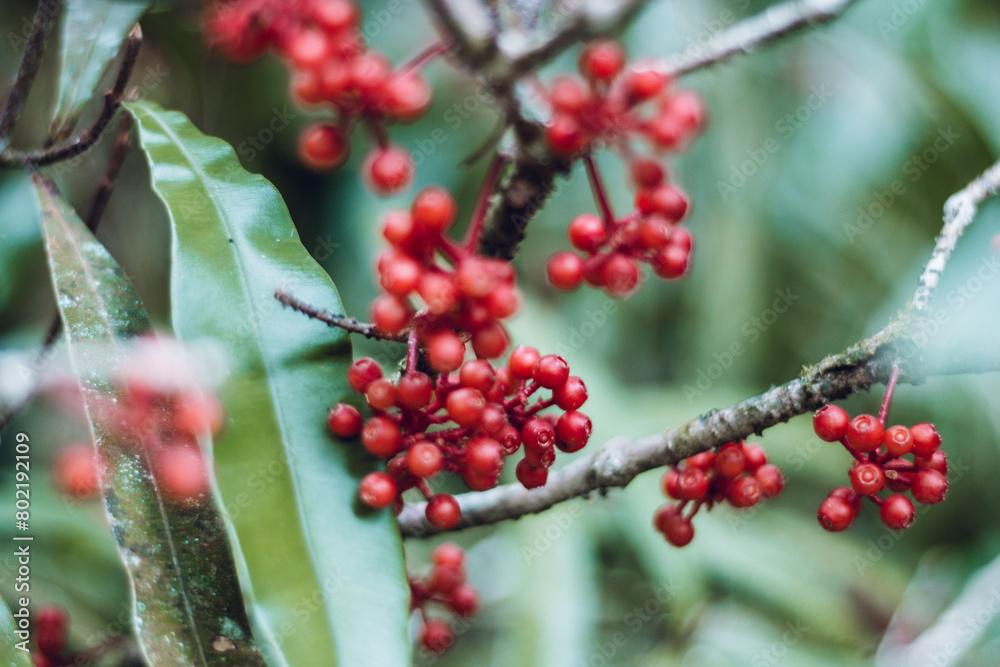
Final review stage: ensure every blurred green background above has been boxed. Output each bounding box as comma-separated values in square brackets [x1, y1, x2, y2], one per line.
[2, 0, 1000, 664]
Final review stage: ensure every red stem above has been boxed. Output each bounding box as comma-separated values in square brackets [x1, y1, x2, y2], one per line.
[415, 479, 434, 500]
[584, 153, 616, 227]
[838, 437, 866, 461]
[406, 328, 419, 374]
[463, 153, 508, 250]
[878, 366, 901, 426]
[402, 40, 452, 74]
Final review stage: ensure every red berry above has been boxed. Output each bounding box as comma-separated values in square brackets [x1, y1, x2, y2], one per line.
[298, 122, 350, 171]
[382, 209, 415, 247]
[358, 471, 397, 508]
[910, 423, 941, 457]
[484, 284, 520, 318]
[497, 424, 521, 454]
[450, 584, 480, 617]
[328, 403, 363, 437]
[817, 496, 855, 532]
[742, 443, 767, 471]
[466, 438, 502, 476]
[651, 245, 689, 279]
[879, 493, 915, 530]
[664, 89, 706, 132]
[727, 476, 762, 507]
[35, 604, 68, 656]
[408, 442, 443, 478]
[379, 252, 422, 296]
[471, 321, 510, 359]
[555, 410, 591, 452]
[432, 542, 465, 568]
[313, 0, 357, 31]
[567, 213, 607, 252]
[509, 346, 541, 379]
[630, 158, 666, 189]
[157, 447, 209, 502]
[366, 146, 414, 195]
[911, 469, 948, 505]
[446, 388, 486, 427]
[533, 355, 570, 389]
[686, 451, 715, 470]
[420, 618, 454, 654]
[412, 187, 457, 235]
[370, 294, 411, 334]
[361, 416, 402, 457]
[846, 414, 884, 453]
[546, 114, 587, 155]
[382, 72, 432, 122]
[516, 458, 548, 489]
[549, 76, 588, 113]
[524, 443, 556, 469]
[286, 28, 330, 69]
[427, 332, 465, 372]
[637, 217, 671, 250]
[350, 53, 391, 97]
[624, 66, 666, 102]
[754, 464, 784, 498]
[636, 185, 688, 221]
[830, 485, 863, 515]
[459, 359, 495, 392]
[602, 254, 639, 296]
[426, 494, 462, 529]
[813, 405, 849, 442]
[348, 357, 383, 393]
[365, 378, 397, 410]
[653, 505, 694, 547]
[546, 251, 584, 290]
[675, 467, 708, 500]
[662, 469, 681, 499]
[883, 425, 913, 457]
[647, 112, 684, 149]
[418, 272, 459, 315]
[849, 462, 885, 496]
[397, 372, 434, 409]
[53, 443, 101, 499]
[553, 376, 588, 411]
[714, 443, 745, 478]
[431, 563, 465, 595]
[522, 419, 556, 451]
[579, 40, 625, 82]
[913, 449, 948, 475]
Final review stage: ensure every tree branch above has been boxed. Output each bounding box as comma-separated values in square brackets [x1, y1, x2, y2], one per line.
[0, 0, 62, 151]
[910, 158, 1000, 311]
[274, 287, 405, 342]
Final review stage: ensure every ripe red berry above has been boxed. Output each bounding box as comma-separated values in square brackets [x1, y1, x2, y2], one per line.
[157, 447, 209, 502]
[635, 184, 688, 221]
[432, 542, 465, 568]
[287, 28, 330, 69]
[35, 605, 69, 656]
[379, 252, 422, 296]
[849, 462, 885, 496]
[454, 257, 497, 298]
[446, 388, 486, 427]
[665, 89, 706, 132]
[546, 114, 587, 155]
[556, 410, 592, 452]
[546, 251, 584, 290]
[458, 359, 495, 392]
[727, 476, 761, 508]
[420, 618, 454, 654]
[522, 418, 556, 451]
[358, 471, 397, 508]
[365, 378, 397, 410]
[553, 376, 588, 411]
[427, 332, 465, 372]
[742, 443, 767, 472]
[533, 355, 570, 389]
[412, 187, 457, 235]
[653, 505, 694, 547]
[408, 442, 443, 478]
[348, 357, 383, 393]
[298, 122, 350, 171]
[466, 438, 502, 476]
[579, 40, 625, 82]
[624, 66, 666, 102]
[914, 449, 948, 475]
[516, 458, 548, 489]
[651, 245, 689, 279]
[366, 146, 414, 195]
[568, 213, 608, 253]
[450, 584, 480, 617]
[813, 405, 849, 442]
[883, 424, 913, 457]
[509, 346, 541, 379]
[498, 424, 521, 454]
[714, 443, 745, 478]
[418, 272, 459, 315]
[382, 72, 432, 122]
[397, 372, 434, 409]
[637, 217, 671, 250]
[911, 469, 948, 505]
[879, 493, 916, 530]
[910, 423, 941, 457]
[370, 294, 411, 334]
[754, 464, 785, 498]
[630, 158, 665, 189]
[549, 76, 588, 113]
[846, 414, 884, 453]
[602, 254, 639, 296]
[53, 443, 101, 499]
[426, 494, 462, 529]
[328, 403, 363, 437]
[817, 496, 855, 532]
[471, 322, 510, 359]
[484, 284, 521, 319]
[675, 467, 708, 500]
[829, 485, 863, 515]
[313, 0, 357, 30]
[361, 416, 402, 457]
[431, 563, 465, 595]
[524, 443, 556, 469]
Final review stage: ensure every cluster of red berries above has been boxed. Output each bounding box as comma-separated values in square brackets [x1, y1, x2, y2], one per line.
[329, 346, 591, 528]
[540, 40, 703, 296]
[410, 543, 479, 655]
[373, 187, 519, 365]
[813, 405, 948, 532]
[546, 208, 693, 296]
[31, 605, 69, 667]
[654, 441, 785, 547]
[205, 0, 434, 193]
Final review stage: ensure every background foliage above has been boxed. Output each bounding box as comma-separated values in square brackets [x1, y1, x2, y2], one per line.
[1, 0, 1000, 664]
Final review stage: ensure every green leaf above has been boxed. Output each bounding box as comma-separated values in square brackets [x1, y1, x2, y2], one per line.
[125, 99, 411, 667]
[49, 0, 150, 142]
[33, 171, 264, 666]
[0, 597, 33, 666]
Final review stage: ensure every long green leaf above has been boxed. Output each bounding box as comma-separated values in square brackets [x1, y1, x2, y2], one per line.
[49, 0, 150, 142]
[0, 597, 33, 666]
[33, 172, 264, 666]
[126, 100, 411, 667]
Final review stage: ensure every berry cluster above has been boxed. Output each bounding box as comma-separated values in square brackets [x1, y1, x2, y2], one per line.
[654, 441, 785, 547]
[52, 442, 101, 500]
[373, 187, 519, 365]
[31, 605, 68, 667]
[813, 405, 948, 532]
[540, 40, 704, 296]
[409, 543, 479, 655]
[330, 346, 591, 528]
[204, 0, 436, 192]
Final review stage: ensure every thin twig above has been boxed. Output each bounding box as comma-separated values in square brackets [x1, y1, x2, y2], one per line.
[423, 0, 497, 67]
[0, 0, 63, 150]
[274, 287, 406, 342]
[911, 158, 1000, 311]
[877, 365, 901, 426]
[0, 24, 142, 167]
